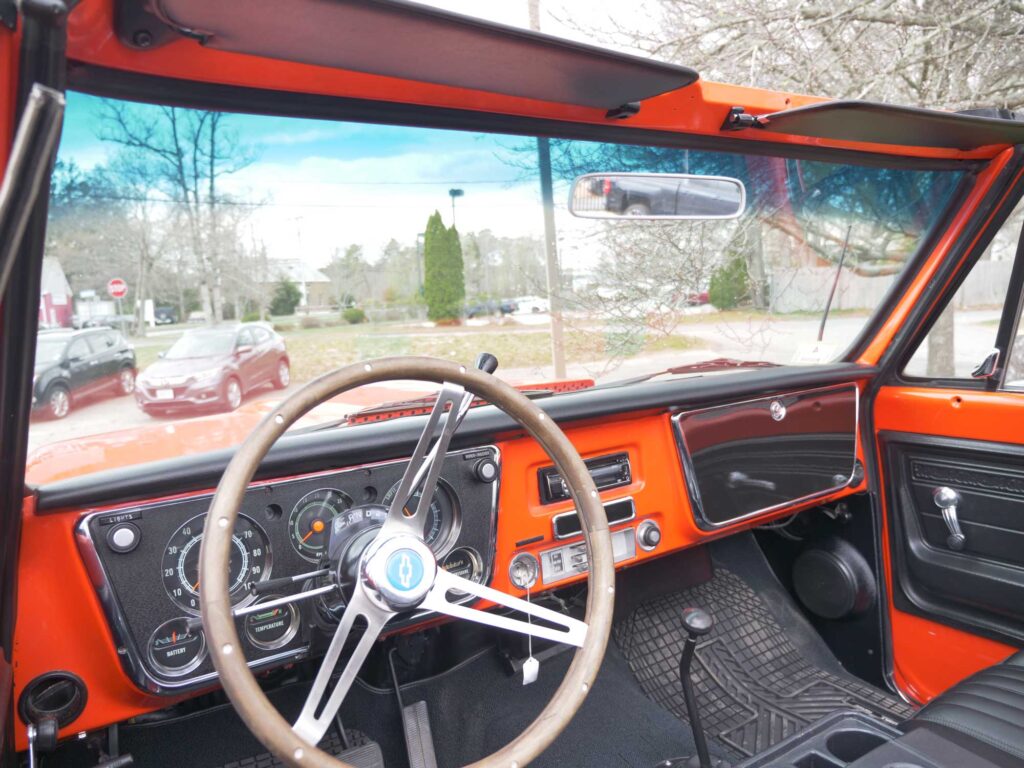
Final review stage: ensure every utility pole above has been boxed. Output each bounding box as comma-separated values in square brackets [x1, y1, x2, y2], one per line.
[529, 0, 567, 378]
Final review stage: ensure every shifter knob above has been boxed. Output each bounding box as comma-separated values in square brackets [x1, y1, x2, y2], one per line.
[682, 607, 713, 638]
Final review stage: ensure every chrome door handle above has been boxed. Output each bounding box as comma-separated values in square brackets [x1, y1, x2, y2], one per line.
[727, 471, 776, 492]
[933, 486, 966, 551]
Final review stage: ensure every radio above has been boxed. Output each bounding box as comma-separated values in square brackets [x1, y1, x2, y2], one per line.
[538, 452, 631, 504]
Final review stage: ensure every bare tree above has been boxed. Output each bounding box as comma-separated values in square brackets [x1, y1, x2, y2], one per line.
[561, 0, 1024, 374]
[99, 103, 255, 324]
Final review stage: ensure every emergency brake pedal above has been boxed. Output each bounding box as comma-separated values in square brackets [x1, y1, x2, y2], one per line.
[401, 700, 439, 768]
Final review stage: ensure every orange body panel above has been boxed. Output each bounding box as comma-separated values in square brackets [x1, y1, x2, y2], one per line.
[14, 408, 867, 748]
[62, 1, 1000, 162]
[6, 0, 1022, 753]
[874, 386, 1022, 702]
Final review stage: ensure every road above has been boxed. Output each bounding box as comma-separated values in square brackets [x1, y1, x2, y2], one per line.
[27, 309, 1003, 456]
[26, 382, 306, 454]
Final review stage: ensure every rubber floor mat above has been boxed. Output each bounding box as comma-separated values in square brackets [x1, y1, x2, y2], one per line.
[614, 568, 914, 760]
[217, 729, 379, 768]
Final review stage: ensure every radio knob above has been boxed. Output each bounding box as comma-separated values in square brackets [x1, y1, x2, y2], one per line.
[637, 520, 661, 551]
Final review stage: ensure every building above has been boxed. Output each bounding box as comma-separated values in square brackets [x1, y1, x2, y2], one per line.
[38, 257, 72, 328]
[263, 259, 333, 309]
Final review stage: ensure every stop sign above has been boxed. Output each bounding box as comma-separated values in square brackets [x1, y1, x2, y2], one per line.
[107, 278, 128, 299]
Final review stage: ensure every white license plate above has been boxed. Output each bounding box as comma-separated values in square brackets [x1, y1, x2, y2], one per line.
[155, 388, 174, 400]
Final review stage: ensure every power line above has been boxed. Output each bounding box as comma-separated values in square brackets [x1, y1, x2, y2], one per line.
[53, 191, 561, 210]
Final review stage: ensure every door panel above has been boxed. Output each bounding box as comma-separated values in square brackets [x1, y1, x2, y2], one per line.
[883, 432, 1024, 639]
[875, 386, 1022, 702]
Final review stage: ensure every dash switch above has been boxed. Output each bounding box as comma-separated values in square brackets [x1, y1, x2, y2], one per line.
[107, 523, 140, 554]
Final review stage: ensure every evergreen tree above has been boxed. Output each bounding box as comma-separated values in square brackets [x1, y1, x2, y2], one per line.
[423, 211, 465, 322]
[269, 278, 302, 316]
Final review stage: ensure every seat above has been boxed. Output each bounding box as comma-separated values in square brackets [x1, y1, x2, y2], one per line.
[904, 650, 1024, 767]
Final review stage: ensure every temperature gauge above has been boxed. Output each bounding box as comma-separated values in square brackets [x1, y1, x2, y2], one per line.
[244, 598, 299, 651]
[148, 617, 206, 677]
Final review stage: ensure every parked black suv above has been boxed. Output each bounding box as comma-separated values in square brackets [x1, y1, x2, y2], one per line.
[33, 328, 137, 419]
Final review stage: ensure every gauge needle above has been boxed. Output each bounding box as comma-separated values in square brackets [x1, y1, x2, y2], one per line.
[302, 518, 326, 543]
[192, 580, 200, 591]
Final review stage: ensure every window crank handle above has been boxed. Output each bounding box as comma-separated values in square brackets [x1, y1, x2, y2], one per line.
[933, 486, 966, 551]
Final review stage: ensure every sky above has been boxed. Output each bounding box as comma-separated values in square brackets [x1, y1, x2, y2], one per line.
[58, 93, 567, 267]
[52, 2, 654, 269]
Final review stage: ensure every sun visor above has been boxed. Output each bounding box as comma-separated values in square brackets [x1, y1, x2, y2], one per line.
[736, 101, 1024, 150]
[117, 0, 699, 110]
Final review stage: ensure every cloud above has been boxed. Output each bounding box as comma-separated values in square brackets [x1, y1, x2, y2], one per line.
[256, 125, 360, 147]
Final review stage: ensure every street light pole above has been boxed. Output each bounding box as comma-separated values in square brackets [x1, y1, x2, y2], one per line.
[529, 0, 567, 379]
[448, 188, 464, 227]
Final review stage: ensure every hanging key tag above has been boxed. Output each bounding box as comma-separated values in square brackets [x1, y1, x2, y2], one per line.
[522, 655, 539, 686]
[523, 583, 539, 685]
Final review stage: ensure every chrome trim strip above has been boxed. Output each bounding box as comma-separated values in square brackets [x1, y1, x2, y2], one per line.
[671, 383, 860, 530]
[551, 495, 636, 540]
[74, 445, 501, 695]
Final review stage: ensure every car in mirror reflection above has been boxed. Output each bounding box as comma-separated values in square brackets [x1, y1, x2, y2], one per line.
[570, 173, 746, 219]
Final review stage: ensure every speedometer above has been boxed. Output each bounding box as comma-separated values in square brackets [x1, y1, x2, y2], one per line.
[381, 479, 459, 553]
[161, 513, 271, 614]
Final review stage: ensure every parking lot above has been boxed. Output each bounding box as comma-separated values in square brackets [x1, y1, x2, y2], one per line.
[28, 308, 1005, 455]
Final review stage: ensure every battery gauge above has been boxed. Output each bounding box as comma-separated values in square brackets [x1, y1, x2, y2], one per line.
[148, 617, 206, 677]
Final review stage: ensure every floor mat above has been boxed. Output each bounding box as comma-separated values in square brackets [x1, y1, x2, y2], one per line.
[614, 568, 914, 760]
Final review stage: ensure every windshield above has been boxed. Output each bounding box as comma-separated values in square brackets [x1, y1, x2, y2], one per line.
[165, 330, 237, 359]
[27, 90, 965, 478]
[36, 337, 68, 365]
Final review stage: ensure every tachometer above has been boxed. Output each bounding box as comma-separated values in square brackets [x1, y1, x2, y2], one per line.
[288, 488, 353, 562]
[161, 513, 271, 614]
[381, 479, 459, 553]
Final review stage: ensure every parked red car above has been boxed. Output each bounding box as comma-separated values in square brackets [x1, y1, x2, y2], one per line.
[135, 323, 289, 415]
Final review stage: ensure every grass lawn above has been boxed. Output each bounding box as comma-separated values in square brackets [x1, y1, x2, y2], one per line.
[130, 321, 702, 384]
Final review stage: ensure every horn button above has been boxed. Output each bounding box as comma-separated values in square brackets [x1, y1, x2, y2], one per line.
[359, 535, 437, 611]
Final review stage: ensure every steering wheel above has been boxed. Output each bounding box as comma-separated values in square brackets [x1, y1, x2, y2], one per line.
[199, 357, 615, 768]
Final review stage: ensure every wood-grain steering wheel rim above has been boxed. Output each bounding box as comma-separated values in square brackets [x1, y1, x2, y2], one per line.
[200, 357, 615, 768]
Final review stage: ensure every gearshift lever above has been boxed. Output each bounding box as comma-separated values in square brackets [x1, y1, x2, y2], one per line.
[658, 607, 729, 768]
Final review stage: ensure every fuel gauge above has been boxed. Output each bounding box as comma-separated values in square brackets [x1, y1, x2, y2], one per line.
[148, 617, 206, 677]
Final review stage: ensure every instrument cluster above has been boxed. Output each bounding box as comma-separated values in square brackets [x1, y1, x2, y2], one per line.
[76, 447, 500, 694]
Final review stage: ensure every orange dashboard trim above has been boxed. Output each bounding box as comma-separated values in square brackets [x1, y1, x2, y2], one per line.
[14, 404, 869, 748]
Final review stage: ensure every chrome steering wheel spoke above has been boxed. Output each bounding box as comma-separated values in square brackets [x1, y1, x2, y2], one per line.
[292, 585, 393, 745]
[380, 380, 473, 541]
[421, 567, 588, 647]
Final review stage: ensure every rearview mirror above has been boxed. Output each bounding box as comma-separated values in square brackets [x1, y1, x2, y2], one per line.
[569, 173, 746, 220]
[236, 345, 253, 355]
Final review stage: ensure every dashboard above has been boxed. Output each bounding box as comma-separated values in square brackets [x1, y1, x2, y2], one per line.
[14, 369, 869, 749]
[75, 447, 500, 693]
